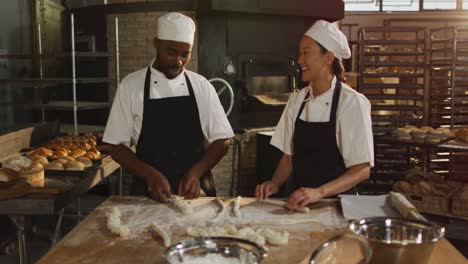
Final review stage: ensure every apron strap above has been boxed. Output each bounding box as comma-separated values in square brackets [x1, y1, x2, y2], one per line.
[296, 92, 310, 123]
[329, 80, 342, 127]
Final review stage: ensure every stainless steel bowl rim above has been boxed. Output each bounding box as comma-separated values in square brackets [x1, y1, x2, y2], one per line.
[163, 236, 268, 261]
[349, 217, 445, 245]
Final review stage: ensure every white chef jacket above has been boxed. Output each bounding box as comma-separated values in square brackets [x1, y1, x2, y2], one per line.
[103, 60, 234, 147]
[271, 76, 374, 168]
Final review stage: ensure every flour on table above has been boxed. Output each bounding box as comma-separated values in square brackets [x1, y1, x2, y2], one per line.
[106, 207, 129, 238]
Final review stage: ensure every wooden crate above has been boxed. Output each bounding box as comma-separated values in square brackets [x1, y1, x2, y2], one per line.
[405, 181, 463, 215]
[452, 184, 468, 217]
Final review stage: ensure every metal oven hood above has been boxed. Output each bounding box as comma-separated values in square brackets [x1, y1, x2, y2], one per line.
[198, 0, 345, 20]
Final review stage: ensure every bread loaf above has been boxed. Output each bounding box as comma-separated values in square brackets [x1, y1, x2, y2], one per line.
[413, 181, 433, 196]
[65, 161, 84, 171]
[75, 157, 92, 167]
[45, 162, 65, 170]
[393, 181, 413, 194]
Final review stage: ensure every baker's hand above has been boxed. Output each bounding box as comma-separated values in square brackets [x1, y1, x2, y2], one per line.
[287, 187, 323, 209]
[178, 169, 202, 199]
[147, 173, 171, 202]
[255, 181, 279, 200]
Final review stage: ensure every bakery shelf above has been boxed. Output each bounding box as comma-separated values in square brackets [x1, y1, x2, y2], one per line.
[360, 83, 424, 89]
[0, 78, 114, 85]
[365, 94, 423, 100]
[25, 101, 111, 111]
[0, 52, 113, 59]
[363, 50, 424, 56]
[361, 61, 424, 67]
[359, 26, 428, 191]
[1, 14, 120, 134]
[362, 72, 424, 78]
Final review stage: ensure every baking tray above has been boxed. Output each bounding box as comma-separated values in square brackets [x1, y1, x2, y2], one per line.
[44, 155, 106, 177]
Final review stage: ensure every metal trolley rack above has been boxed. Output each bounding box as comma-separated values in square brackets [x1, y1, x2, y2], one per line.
[0, 14, 120, 135]
[358, 26, 428, 193]
[429, 27, 468, 181]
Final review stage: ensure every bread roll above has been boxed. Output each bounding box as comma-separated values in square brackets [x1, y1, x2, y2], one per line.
[75, 157, 92, 167]
[31, 156, 49, 166]
[410, 129, 426, 139]
[413, 181, 433, 196]
[55, 158, 68, 164]
[425, 135, 441, 143]
[79, 142, 91, 150]
[65, 161, 84, 171]
[419, 126, 434, 132]
[69, 149, 86, 158]
[0, 168, 19, 182]
[87, 140, 96, 147]
[456, 128, 468, 143]
[45, 162, 65, 170]
[393, 181, 413, 194]
[405, 173, 425, 185]
[21, 162, 44, 184]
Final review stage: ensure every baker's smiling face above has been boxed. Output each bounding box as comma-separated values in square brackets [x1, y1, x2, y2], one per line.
[154, 38, 192, 79]
[297, 36, 333, 83]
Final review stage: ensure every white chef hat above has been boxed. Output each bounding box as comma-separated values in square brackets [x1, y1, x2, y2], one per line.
[157, 12, 195, 45]
[304, 20, 351, 60]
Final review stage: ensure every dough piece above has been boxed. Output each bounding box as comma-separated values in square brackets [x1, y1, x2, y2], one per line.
[233, 196, 242, 218]
[150, 222, 171, 247]
[168, 195, 192, 215]
[262, 199, 310, 213]
[106, 207, 129, 238]
[257, 228, 289, 245]
[214, 198, 228, 219]
[64, 161, 85, 171]
[237, 227, 265, 246]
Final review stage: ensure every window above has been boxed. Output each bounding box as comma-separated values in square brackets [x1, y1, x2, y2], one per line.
[344, 0, 380, 11]
[424, 0, 456, 9]
[382, 0, 420, 11]
[345, 0, 464, 11]
[463, 0, 468, 9]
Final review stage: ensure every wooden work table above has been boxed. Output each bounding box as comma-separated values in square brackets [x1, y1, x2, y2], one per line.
[37, 196, 467, 264]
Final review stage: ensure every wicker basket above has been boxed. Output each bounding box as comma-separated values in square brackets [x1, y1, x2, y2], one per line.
[451, 184, 468, 217]
[404, 181, 463, 215]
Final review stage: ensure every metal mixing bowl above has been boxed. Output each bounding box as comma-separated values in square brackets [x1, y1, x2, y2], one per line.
[163, 237, 267, 264]
[349, 217, 445, 264]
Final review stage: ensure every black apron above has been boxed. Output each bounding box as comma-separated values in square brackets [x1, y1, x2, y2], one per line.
[292, 80, 356, 195]
[132, 67, 216, 196]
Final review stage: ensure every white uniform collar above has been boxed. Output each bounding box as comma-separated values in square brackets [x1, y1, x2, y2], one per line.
[307, 76, 337, 105]
[149, 58, 186, 83]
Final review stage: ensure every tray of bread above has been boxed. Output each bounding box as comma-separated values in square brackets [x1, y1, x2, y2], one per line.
[23, 133, 105, 177]
[389, 125, 455, 144]
[392, 168, 463, 215]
